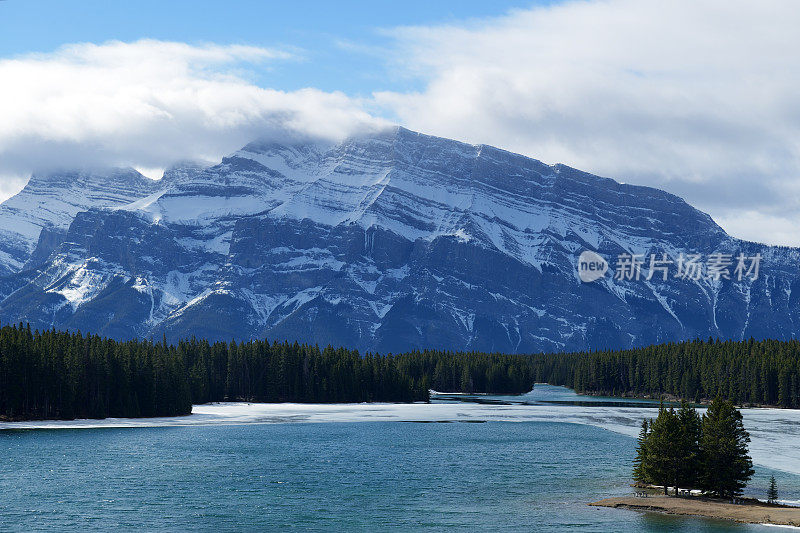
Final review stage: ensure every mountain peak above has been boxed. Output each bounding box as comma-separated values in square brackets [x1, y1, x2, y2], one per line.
[26, 166, 150, 188]
[0, 167, 160, 275]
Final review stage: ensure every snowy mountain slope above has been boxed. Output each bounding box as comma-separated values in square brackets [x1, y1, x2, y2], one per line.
[1, 127, 799, 352]
[0, 168, 159, 276]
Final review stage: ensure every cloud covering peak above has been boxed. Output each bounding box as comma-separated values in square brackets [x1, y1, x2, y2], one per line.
[0, 39, 383, 181]
[1, 1, 800, 245]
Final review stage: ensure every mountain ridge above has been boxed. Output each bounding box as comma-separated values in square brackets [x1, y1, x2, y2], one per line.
[0, 126, 797, 353]
[0, 167, 159, 276]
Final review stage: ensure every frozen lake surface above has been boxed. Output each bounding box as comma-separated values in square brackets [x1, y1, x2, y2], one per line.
[4, 384, 800, 476]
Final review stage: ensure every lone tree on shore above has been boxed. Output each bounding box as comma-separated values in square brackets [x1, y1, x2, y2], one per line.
[633, 398, 753, 498]
[698, 397, 754, 498]
[768, 475, 779, 504]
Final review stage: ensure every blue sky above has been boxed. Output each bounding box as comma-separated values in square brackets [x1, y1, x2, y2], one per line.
[0, 0, 798, 245]
[0, 0, 548, 95]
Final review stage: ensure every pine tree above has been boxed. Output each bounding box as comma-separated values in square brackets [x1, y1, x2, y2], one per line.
[632, 419, 650, 484]
[676, 401, 702, 492]
[460, 366, 473, 393]
[698, 397, 754, 498]
[646, 406, 682, 495]
[768, 475, 779, 504]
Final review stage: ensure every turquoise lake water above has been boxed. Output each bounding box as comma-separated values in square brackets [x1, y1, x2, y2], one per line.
[2, 390, 798, 531]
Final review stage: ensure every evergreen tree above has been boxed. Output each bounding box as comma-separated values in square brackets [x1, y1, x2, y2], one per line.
[768, 475, 779, 504]
[676, 401, 702, 492]
[632, 401, 749, 499]
[698, 397, 754, 498]
[632, 419, 650, 484]
[645, 406, 682, 495]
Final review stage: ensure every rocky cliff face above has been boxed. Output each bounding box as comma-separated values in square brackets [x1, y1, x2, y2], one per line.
[0, 168, 159, 275]
[0, 127, 798, 352]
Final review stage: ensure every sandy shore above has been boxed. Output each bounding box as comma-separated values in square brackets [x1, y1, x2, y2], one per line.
[591, 495, 800, 527]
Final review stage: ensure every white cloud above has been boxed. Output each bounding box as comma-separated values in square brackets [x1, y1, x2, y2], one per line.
[2, 2, 800, 247]
[715, 210, 800, 248]
[0, 39, 383, 183]
[374, 0, 800, 245]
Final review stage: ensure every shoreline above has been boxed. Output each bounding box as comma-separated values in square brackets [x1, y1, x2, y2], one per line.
[591, 496, 800, 527]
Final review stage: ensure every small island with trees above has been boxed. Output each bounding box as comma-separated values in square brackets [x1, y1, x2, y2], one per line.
[591, 398, 800, 527]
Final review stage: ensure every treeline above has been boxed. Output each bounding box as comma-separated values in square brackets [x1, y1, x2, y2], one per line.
[0, 324, 535, 421]
[185, 345, 532, 404]
[393, 350, 535, 394]
[184, 340, 428, 405]
[533, 338, 800, 407]
[0, 325, 190, 421]
[634, 399, 753, 498]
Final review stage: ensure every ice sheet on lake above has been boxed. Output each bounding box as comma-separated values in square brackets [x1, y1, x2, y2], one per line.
[3, 385, 799, 476]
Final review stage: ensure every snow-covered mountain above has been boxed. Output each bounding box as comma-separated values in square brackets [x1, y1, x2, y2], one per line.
[0, 127, 798, 353]
[0, 168, 159, 275]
